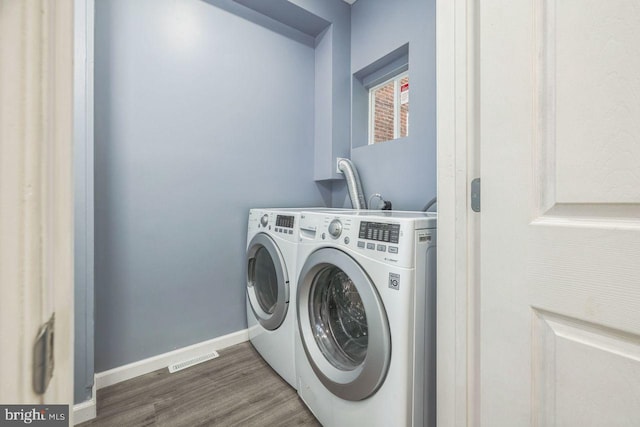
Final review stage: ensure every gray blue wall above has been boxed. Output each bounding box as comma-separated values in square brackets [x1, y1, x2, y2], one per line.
[94, 0, 329, 372]
[336, 0, 437, 211]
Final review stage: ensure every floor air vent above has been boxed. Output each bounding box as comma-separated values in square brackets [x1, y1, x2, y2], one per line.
[168, 351, 219, 373]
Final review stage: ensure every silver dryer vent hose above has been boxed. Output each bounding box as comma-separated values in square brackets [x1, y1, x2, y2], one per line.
[337, 158, 367, 210]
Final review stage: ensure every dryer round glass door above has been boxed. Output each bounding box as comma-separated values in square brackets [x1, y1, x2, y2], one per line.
[246, 233, 289, 331]
[297, 248, 391, 401]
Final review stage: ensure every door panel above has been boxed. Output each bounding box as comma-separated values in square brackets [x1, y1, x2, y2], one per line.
[536, 0, 640, 213]
[552, 1, 640, 204]
[533, 311, 640, 426]
[480, 0, 640, 424]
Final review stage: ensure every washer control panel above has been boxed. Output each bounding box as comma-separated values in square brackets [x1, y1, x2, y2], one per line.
[358, 221, 400, 244]
[298, 212, 436, 269]
[307, 215, 404, 260]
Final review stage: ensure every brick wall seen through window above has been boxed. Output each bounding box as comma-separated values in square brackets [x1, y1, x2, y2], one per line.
[371, 73, 409, 144]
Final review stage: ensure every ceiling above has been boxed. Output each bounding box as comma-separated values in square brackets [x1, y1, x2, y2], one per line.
[342, 0, 358, 4]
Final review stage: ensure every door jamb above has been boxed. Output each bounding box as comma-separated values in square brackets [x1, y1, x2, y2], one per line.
[436, 0, 479, 425]
[0, 0, 75, 406]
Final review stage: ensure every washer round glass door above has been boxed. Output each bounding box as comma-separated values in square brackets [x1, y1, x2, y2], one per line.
[246, 233, 289, 331]
[297, 248, 391, 401]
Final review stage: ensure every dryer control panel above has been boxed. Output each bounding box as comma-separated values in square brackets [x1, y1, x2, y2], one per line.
[273, 214, 296, 237]
[247, 209, 300, 243]
[276, 215, 295, 229]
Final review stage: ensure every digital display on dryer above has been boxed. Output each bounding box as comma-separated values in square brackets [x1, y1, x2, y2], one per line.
[358, 222, 400, 244]
[276, 215, 295, 229]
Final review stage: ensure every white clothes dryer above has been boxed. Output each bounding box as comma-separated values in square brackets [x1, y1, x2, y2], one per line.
[294, 210, 437, 427]
[245, 208, 347, 389]
[246, 208, 304, 388]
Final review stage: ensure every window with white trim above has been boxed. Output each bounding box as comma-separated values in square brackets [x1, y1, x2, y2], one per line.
[369, 72, 409, 144]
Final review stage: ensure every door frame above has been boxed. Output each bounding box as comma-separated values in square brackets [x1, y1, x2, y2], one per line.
[74, 0, 96, 412]
[0, 0, 478, 419]
[0, 0, 75, 408]
[436, 0, 479, 425]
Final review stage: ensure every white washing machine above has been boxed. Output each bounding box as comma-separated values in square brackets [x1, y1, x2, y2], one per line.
[246, 208, 304, 388]
[294, 210, 437, 426]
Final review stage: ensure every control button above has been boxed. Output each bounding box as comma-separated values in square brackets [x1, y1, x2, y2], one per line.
[322, 233, 326, 240]
[388, 246, 398, 254]
[260, 214, 269, 227]
[328, 219, 343, 238]
[275, 228, 280, 233]
[366, 243, 375, 250]
[377, 244, 386, 252]
[288, 229, 293, 234]
[357, 241, 365, 248]
[344, 237, 350, 244]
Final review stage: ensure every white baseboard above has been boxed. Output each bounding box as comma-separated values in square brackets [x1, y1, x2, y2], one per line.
[95, 329, 248, 390]
[73, 383, 96, 425]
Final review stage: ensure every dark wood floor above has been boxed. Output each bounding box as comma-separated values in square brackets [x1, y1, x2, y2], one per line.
[79, 342, 320, 427]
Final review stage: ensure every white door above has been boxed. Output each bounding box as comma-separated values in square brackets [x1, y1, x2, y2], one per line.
[0, 0, 74, 409]
[480, 0, 640, 425]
